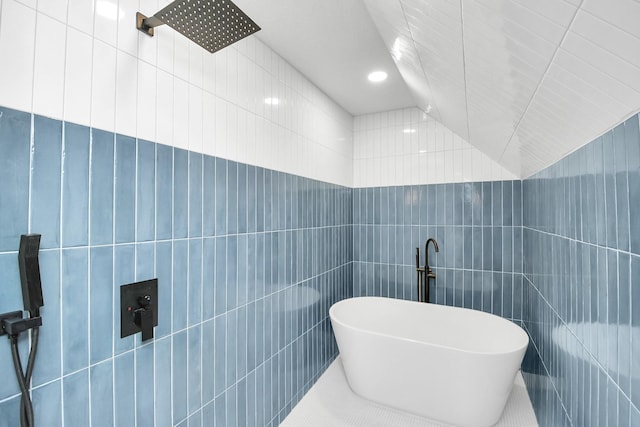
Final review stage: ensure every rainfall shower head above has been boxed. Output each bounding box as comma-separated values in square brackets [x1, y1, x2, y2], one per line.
[136, 0, 260, 53]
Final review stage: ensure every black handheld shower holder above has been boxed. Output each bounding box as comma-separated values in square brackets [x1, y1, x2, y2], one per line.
[0, 234, 44, 427]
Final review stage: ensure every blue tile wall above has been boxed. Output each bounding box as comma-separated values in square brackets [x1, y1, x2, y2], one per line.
[352, 181, 524, 322]
[0, 106, 352, 427]
[522, 113, 640, 426]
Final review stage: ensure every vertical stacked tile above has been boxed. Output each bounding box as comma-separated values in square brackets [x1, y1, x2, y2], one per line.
[522, 114, 640, 426]
[0, 106, 352, 426]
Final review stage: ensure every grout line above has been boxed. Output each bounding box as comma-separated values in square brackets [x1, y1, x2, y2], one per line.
[59, 119, 66, 426]
[86, 122, 93, 427]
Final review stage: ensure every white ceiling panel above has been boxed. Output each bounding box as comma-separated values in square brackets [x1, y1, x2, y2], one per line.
[581, 0, 640, 39]
[362, 0, 640, 177]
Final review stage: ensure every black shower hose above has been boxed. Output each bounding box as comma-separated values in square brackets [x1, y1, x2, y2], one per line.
[9, 326, 39, 427]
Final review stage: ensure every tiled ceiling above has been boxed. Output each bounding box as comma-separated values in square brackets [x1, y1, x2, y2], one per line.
[363, 0, 640, 177]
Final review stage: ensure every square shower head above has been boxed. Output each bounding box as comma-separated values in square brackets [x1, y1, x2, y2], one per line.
[137, 0, 261, 53]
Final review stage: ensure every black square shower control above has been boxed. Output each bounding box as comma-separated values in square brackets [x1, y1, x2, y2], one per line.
[120, 279, 158, 340]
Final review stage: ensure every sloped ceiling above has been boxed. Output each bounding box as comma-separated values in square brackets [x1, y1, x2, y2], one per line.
[234, 0, 415, 116]
[363, 0, 640, 177]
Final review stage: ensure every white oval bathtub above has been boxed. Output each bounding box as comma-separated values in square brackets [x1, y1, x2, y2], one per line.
[329, 297, 529, 427]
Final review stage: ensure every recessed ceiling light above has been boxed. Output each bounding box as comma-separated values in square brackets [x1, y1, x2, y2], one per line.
[403, 128, 416, 134]
[264, 97, 279, 105]
[368, 71, 387, 83]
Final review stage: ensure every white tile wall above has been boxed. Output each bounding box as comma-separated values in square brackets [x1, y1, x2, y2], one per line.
[0, 0, 353, 187]
[353, 107, 517, 188]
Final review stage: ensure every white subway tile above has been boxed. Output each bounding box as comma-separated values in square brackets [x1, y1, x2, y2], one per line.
[155, 69, 173, 147]
[172, 77, 189, 150]
[156, 22, 174, 73]
[189, 42, 203, 88]
[114, 51, 138, 137]
[93, 0, 118, 47]
[90, 39, 116, 131]
[202, 91, 216, 157]
[33, 12, 66, 120]
[116, 0, 138, 57]
[0, 0, 35, 113]
[173, 34, 189, 82]
[214, 97, 227, 158]
[136, 60, 157, 142]
[188, 84, 203, 153]
[63, 27, 92, 125]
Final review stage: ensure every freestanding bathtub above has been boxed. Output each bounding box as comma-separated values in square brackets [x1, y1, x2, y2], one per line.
[329, 297, 529, 427]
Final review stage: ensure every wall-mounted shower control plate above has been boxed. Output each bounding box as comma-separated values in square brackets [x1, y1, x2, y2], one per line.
[120, 279, 158, 339]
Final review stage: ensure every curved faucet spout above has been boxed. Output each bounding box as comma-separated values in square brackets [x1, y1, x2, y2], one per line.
[425, 238, 439, 275]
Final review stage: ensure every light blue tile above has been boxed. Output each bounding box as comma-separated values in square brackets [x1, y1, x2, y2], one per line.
[246, 166, 256, 233]
[90, 246, 113, 364]
[189, 152, 203, 237]
[203, 155, 215, 237]
[0, 107, 30, 251]
[492, 181, 502, 226]
[513, 180, 522, 227]
[114, 352, 135, 426]
[237, 162, 248, 233]
[482, 227, 492, 270]
[214, 313, 227, 397]
[228, 161, 238, 234]
[214, 396, 226, 427]
[226, 310, 240, 387]
[614, 124, 630, 252]
[188, 325, 202, 414]
[90, 361, 114, 427]
[237, 377, 247, 427]
[237, 234, 248, 306]
[156, 241, 172, 338]
[63, 369, 90, 427]
[62, 123, 90, 247]
[237, 305, 247, 379]
[173, 330, 188, 424]
[214, 236, 227, 316]
[114, 244, 135, 355]
[137, 139, 156, 242]
[156, 144, 173, 240]
[215, 158, 227, 235]
[62, 248, 88, 374]
[33, 379, 62, 427]
[202, 320, 215, 403]
[264, 170, 273, 231]
[502, 182, 513, 227]
[203, 238, 215, 320]
[0, 395, 21, 426]
[90, 129, 114, 245]
[174, 148, 189, 238]
[189, 238, 202, 326]
[482, 182, 492, 226]
[173, 239, 188, 331]
[256, 167, 265, 232]
[115, 134, 136, 244]
[32, 115, 62, 248]
[155, 337, 172, 427]
[32, 250, 61, 386]
[618, 252, 631, 395]
[136, 341, 154, 427]
[227, 236, 238, 310]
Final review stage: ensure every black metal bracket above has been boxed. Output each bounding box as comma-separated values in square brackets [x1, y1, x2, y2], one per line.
[0, 311, 41, 336]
